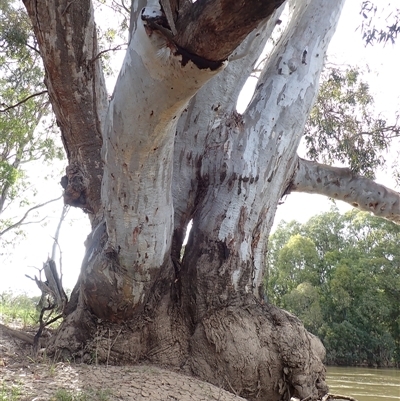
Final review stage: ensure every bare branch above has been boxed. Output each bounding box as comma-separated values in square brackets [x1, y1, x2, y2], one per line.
[51, 205, 69, 285]
[289, 157, 400, 224]
[90, 43, 127, 64]
[25, 42, 41, 55]
[0, 90, 48, 113]
[0, 195, 62, 237]
[51, 205, 69, 260]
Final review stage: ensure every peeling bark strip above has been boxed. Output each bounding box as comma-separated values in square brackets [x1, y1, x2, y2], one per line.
[290, 158, 400, 224]
[23, 0, 108, 222]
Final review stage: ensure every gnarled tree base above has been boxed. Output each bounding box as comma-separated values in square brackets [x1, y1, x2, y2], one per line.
[48, 297, 328, 401]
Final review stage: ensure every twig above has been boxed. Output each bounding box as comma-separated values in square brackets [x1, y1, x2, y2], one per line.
[90, 44, 127, 64]
[106, 328, 122, 367]
[0, 90, 48, 113]
[44, 314, 63, 327]
[25, 42, 41, 55]
[0, 195, 62, 237]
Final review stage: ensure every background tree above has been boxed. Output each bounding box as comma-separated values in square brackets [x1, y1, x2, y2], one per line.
[0, 1, 64, 246]
[304, 66, 400, 179]
[267, 208, 400, 367]
[360, 1, 400, 45]
[7, 0, 400, 400]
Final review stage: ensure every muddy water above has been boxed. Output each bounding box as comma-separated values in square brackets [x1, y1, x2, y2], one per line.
[326, 366, 400, 401]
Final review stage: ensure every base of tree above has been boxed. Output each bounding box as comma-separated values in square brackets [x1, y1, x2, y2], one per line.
[47, 297, 328, 401]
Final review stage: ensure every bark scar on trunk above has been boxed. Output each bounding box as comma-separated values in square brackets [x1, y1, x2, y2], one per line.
[60, 163, 90, 211]
[142, 9, 225, 70]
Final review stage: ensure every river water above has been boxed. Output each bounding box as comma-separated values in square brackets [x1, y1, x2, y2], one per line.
[326, 366, 400, 401]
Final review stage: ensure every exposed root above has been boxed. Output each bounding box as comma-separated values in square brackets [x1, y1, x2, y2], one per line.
[321, 394, 359, 401]
[291, 394, 359, 401]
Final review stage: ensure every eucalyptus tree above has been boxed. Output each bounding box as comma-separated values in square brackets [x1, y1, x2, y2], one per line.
[19, 0, 400, 400]
[267, 209, 400, 366]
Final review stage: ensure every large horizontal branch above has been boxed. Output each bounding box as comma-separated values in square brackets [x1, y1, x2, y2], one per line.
[289, 158, 400, 224]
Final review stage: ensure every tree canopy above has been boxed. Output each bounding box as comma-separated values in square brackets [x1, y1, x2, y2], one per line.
[267, 207, 400, 366]
[0, 1, 64, 244]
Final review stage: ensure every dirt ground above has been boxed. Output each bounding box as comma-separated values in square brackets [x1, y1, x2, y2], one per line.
[0, 322, 246, 401]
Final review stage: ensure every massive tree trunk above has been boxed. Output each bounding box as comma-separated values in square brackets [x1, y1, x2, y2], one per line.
[22, 0, 394, 399]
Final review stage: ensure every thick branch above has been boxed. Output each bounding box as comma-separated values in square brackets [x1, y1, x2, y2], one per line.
[159, 0, 285, 62]
[172, 7, 285, 250]
[23, 0, 108, 222]
[290, 158, 400, 224]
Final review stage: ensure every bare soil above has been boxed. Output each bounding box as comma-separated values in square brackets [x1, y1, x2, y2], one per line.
[0, 322, 245, 401]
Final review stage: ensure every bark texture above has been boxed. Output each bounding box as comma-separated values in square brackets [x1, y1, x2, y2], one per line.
[23, 0, 108, 223]
[23, 0, 350, 400]
[171, 0, 286, 62]
[290, 158, 400, 224]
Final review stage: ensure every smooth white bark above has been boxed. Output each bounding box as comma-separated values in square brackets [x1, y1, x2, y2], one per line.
[194, 0, 345, 295]
[291, 158, 400, 223]
[173, 6, 286, 234]
[101, 7, 224, 301]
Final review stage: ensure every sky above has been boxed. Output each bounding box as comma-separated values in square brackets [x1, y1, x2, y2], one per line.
[1, 0, 399, 294]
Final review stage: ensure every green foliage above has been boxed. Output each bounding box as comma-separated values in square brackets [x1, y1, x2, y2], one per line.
[93, 0, 129, 77]
[0, 290, 40, 327]
[0, 1, 64, 239]
[52, 388, 112, 401]
[267, 207, 400, 366]
[0, 382, 21, 401]
[304, 66, 400, 178]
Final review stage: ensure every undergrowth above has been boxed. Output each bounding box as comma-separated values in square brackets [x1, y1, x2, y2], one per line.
[0, 382, 21, 401]
[0, 290, 40, 327]
[52, 388, 112, 401]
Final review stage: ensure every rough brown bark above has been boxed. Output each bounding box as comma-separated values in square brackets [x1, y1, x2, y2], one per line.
[23, 0, 108, 223]
[172, 0, 285, 62]
[144, 0, 285, 67]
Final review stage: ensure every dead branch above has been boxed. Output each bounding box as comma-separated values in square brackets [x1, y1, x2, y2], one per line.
[24, 203, 69, 352]
[33, 303, 53, 354]
[0, 323, 43, 347]
[28, 258, 68, 314]
[51, 204, 69, 284]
